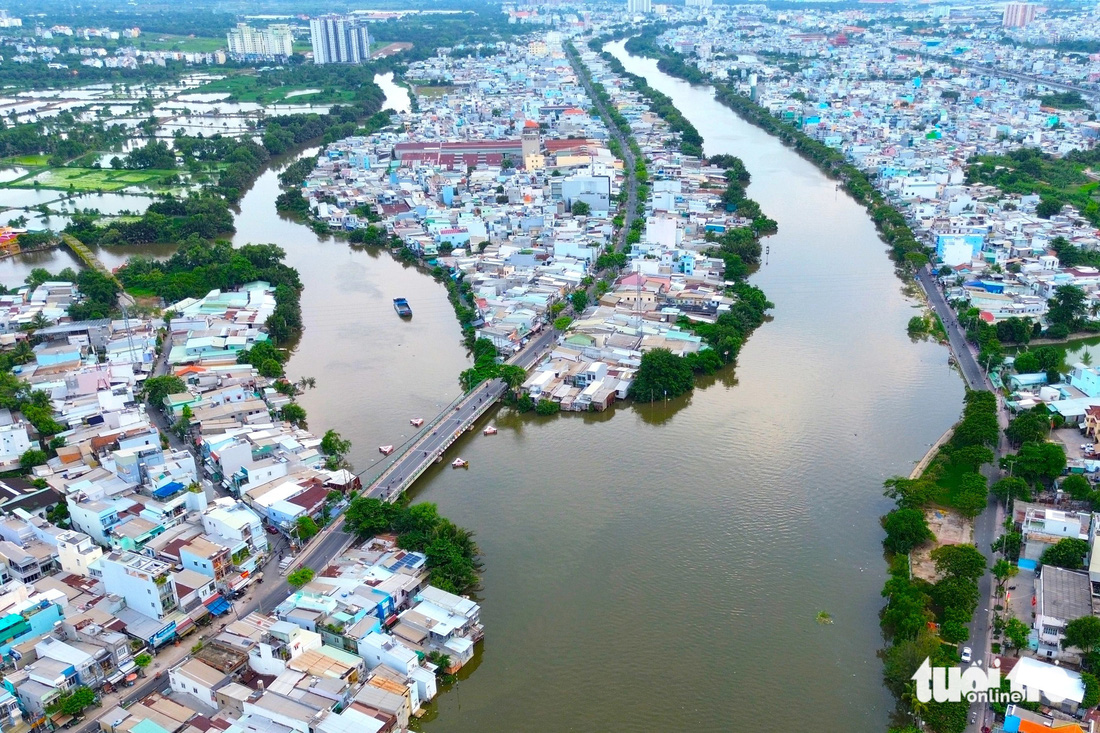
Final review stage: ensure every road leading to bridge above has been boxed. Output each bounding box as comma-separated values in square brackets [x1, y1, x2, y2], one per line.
[366, 328, 557, 502]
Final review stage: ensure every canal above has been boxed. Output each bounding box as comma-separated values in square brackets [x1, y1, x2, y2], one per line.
[0, 62, 967, 730]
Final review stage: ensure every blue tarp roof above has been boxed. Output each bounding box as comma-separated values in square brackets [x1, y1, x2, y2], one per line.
[153, 482, 184, 499]
[206, 596, 231, 616]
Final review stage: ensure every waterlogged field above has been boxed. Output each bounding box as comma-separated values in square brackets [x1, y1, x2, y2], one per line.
[191, 74, 358, 105]
[8, 167, 180, 191]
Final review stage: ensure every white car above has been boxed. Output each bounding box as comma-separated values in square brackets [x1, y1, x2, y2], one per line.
[961, 647, 972, 664]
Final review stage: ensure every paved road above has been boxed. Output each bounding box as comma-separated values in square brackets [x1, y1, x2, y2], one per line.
[916, 265, 1009, 733]
[917, 266, 987, 391]
[81, 312, 557, 733]
[912, 51, 1100, 101]
[366, 328, 556, 501]
[566, 43, 639, 254]
[73, 522, 348, 733]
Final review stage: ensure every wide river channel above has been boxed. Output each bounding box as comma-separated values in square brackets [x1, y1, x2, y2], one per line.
[0, 59, 967, 729]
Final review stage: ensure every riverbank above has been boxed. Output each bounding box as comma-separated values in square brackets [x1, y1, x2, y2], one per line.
[607, 37, 985, 726]
[621, 29, 930, 278]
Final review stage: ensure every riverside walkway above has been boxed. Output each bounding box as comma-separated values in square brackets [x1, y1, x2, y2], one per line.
[363, 328, 557, 502]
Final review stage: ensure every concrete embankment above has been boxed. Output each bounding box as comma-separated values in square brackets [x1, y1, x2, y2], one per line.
[909, 423, 957, 479]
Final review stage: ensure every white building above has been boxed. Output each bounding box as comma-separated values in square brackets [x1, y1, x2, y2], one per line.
[56, 530, 103, 576]
[309, 15, 370, 65]
[202, 500, 268, 557]
[0, 422, 32, 468]
[626, 0, 652, 13]
[226, 23, 294, 59]
[94, 551, 178, 619]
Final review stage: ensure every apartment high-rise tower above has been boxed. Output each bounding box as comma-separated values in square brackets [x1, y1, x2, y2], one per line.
[309, 14, 371, 65]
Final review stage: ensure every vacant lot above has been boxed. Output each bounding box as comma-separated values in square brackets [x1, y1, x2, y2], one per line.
[912, 508, 972, 583]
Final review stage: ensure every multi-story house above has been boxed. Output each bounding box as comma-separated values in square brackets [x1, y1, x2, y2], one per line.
[179, 537, 231, 587]
[94, 551, 178, 619]
[55, 531, 102, 576]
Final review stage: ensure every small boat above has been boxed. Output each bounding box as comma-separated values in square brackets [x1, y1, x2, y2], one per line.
[483, 426, 497, 435]
[379, 445, 395, 455]
[393, 298, 412, 318]
[410, 418, 424, 427]
[451, 458, 469, 468]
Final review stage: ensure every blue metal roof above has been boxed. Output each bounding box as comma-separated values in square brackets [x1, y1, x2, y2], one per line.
[153, 482, 184, 499]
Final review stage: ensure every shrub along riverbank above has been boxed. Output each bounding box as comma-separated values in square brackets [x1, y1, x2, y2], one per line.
[879, 390, 998, 733]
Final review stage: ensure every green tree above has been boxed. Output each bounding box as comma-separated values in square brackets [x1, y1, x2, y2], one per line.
[535, 398, 560, 415]
[952, 471, 989, 518]
[992, 558, 1018, 596]
[570, 200, 590, 216]
[133, 653, 152, 675]
[1012, 441, 1067, 486]
[344, 496, 398, 540]
[321, 429, 349, 462]
[883, 508, 933, 554]
[1005, 410, 1050, 447]
[552, 315, 573, 331]
[882, 628, 942, 696]
[931, 544, 986, 581]
[1063, 615, 1100, 654]
[939, 619, 970, 644]
[279, 403, 307, 427]
[1013, 351, 1042, 373]
[53, 686, 96, 716]
[19, 448, 47, 468]
[1082, 671, 1100, 709]
[173, 404, 193, 439]
[295, 516, 319, 541]
[991, 476, 1031, 503]
[1042, 537, 1090, 569]
[922, 699, 969, 733]
[1048, 284, 1088, 329]
[629, 348, 694, 402]
[1004, 617, 1030, 656]
[142, 375, 185, 407]
[287, 567, 315, 589]
[497, 365, 526, 396]
[932, 576, 980, 616]
[993, 531, 1023, 562]
[570, 290, 589, 312]
[1061, 474, 1094, 501]
[883, 476, 938, 510]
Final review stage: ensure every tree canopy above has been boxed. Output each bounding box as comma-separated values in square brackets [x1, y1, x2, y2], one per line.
[1041, 538, 1090, 569]
[883, 508, 933, 554]
[629, 348, 694, 403]
[344, 498, 480, 594]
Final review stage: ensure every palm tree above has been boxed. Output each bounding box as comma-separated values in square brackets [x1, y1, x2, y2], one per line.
[1084, 350, 1094, 367]
[901, 682, 929, 729]
[10, 340, 33, 365]
[497, 365, 526, 398]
